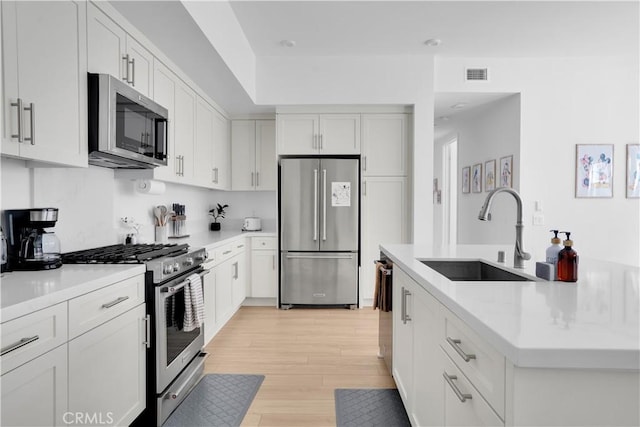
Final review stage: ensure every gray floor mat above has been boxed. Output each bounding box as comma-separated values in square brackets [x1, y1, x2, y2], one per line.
[163, 374, 264, 427]
[335, 388, 411, 427]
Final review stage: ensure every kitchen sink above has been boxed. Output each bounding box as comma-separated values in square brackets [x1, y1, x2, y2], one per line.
[419, 260, 533, 282]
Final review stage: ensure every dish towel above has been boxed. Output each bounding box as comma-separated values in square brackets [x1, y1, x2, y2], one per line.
[183, 273, 204, 332]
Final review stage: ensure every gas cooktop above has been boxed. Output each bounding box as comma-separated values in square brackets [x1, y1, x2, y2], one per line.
[62, 243, 189, 264]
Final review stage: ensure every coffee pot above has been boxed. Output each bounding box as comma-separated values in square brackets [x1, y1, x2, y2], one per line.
[4, 208, 62, 271]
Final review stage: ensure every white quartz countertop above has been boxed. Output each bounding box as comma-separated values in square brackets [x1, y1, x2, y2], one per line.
[1, 264, 146, 323]
[381, 244, 640, 370]
[0, 228, 276, 323]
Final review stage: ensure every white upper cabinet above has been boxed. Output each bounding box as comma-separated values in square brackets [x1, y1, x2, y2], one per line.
[87, 3, 153, 97]
[151, 60, 178, 182]
[361, 114, 410, 176]
[173, 79, 196, 182]
[211, 109, 230, 190]
[1, 0, 87, 167]
[277, 114, 360, 155]
[194, 97, 216, 187]
[231, 120, 276, 191]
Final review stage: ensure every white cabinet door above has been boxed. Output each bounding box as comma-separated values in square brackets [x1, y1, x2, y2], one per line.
[2, 0, 87, 167]
[319, 114, 360, 154]
[215, 260, 234, 325]
[68, 305, 146, 427]
[231, 252, 247, 307]
[231, 120, 257, 191]
[277, 114, 318, 154]
[203, 263, 217, 345]
[256, 120, 277, 191]
[87, 3, 125, 79]
[411, 287, 445, 427]
[392, 268, 414, 407]
[194, 97, 216, 188]
[212, 109, 230, 190]
[126, 36, 154, 98]
[152, 60, 177, 181]
[251, 250, 278, 298]
[174, 79, 196, 182]
[361, 177, 409, 305]
[1, 345, 68, 427]
[362, 114, 409, 176]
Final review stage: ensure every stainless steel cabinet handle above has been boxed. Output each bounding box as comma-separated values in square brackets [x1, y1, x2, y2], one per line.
[233, 262, 238, 279]
[101, 296, 130, 309]
[251, 172, 254, 186]
[400, 286, 406, 322]
[443, 372, 472, 402]
[237, 244, 244, 249]
[313, 169, 318, 241]
[1, 335, 39, 356]
[313, 134, 317, 149]
[214, 167, 219, 183]
[212, 168, 216, 183]
[176, 155, 181, 176]
[24, 103, 35, 145]
[10, 98, 24, 142]
[363, 156, 367, 171]
[363, 181, 367, 196]
[223, 250, 232, 255]
[143, 315, 151, 349]
[272, 255, 276, 269]
[446, 337, 476, 362]
[256, 171, 260, 187]
[122, 54, 129, 82]
[130, 57, 136, 86]
[402, 288, 412, 324]
[322, 169, 327, 241]
[320, 134, 323, 150]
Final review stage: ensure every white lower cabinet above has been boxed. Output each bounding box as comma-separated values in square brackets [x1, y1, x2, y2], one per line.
[68, 304, 146, 427]
[392, 268, 414, 404]
[1, 345, 68, 427]
[231, 251, 247, 308]
[214, 259, 234, 326]
[203, 259, 217, 345]
[442, 349, 503, 427]
[250, 237, 277, 299]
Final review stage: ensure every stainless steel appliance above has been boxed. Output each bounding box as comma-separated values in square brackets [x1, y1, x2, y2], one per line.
[279, 156, 359, 308]
[88, 73, 168, 169]
[62, 243, 208, 426]
[4, 208, 62, 271]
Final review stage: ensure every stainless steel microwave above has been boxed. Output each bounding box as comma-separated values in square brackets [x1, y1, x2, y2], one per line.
[88, 73, 168, 169]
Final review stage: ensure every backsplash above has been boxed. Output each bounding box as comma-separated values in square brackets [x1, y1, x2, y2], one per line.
[1, 158, 276, 252]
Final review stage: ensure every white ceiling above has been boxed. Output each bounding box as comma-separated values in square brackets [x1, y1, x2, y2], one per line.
[112, 1, 638, 116]
[230, 1, 638, 57]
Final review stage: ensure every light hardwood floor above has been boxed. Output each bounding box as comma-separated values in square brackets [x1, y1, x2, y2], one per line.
[204, 306, 396, 427]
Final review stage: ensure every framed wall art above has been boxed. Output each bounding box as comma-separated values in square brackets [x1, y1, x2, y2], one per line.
[499, 155, 513, 188]
[462, 166, 470, 194]
[575, 144, 613, 198]
[627, 144, 640, 198]
[472, 163, 482, 193]
[485, 159, 496, 192]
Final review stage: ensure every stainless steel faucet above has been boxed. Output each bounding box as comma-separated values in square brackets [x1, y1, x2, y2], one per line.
[478, 188, 531, 269]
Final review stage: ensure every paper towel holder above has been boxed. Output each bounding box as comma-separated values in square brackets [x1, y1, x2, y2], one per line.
[135, 179, 166, 195]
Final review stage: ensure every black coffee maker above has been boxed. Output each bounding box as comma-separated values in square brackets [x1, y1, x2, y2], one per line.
[4, 208, 62, 271]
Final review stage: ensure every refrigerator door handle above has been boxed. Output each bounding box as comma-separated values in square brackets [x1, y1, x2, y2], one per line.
[322, 169, 327, 241]
[285, 254, 354, 260]
[313, 169, 318, 241]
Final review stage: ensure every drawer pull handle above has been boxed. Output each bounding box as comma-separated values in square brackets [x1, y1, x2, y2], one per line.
[237, 244, 244, 248]
[446, 337, 476, 362]
[443, 372, 472, 402]
[101, 296, 130, 309]
[1, 335, 39, 356]
[223, 250, 232, 255]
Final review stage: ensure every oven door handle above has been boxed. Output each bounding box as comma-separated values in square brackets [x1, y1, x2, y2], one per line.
[160, 269, 209, 297]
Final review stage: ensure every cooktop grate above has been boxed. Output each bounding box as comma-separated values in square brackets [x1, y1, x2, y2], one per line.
[62, 243, 189, 264]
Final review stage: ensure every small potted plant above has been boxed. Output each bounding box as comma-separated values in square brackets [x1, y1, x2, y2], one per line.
[209, 203, 228, 231]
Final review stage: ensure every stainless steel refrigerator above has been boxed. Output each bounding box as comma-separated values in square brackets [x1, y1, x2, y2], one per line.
[279, 157, 359, 307]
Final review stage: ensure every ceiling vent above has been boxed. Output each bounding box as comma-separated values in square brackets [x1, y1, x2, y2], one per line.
[465, 68, 489, 81]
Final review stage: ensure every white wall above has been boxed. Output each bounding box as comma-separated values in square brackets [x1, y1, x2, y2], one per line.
[436, 94, 521, 245]
[256, 54, 435, 247]
[1, 159, 276, 252]
[436, 57, 640, 266]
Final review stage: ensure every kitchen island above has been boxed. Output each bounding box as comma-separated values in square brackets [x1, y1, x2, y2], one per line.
[381, 243, 639, 427]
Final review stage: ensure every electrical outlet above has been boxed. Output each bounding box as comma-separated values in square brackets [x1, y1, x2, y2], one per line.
[532, 213, 545, 226]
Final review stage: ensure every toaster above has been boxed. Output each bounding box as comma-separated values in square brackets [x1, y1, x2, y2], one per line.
[243, 217, 262, 231]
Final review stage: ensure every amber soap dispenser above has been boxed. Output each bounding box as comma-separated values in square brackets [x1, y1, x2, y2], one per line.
[557, 231, 579, 282]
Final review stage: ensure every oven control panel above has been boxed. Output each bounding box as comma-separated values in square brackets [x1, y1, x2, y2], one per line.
[148, 247, 207, 283]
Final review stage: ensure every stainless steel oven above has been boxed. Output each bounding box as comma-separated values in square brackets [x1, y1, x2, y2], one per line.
[153, 267, 208, 424]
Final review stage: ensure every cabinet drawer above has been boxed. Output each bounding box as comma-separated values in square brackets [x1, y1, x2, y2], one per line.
[232, 239, 247, 255]
[215, 243, 235, 264]
[69, 274, 144, 339]
[1, 302, 67, 375]
[442, 311, 505, 419]
[442, 348, 504, 426]
[252, 236, 276, 250]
